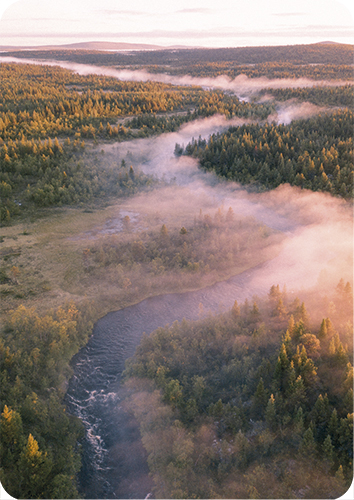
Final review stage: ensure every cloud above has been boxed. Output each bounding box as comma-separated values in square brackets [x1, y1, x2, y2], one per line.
[98, 10, 148, 17]
[272, 13, 306, 17]
[175, 8, 213, 14]
[15, 24, 351, 40]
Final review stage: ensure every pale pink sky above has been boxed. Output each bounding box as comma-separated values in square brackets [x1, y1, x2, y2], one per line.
[0, 0, 353, 48]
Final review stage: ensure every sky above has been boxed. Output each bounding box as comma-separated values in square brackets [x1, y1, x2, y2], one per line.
[0, 0, 353, 48]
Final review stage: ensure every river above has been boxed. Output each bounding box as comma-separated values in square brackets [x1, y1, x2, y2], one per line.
[7, 55, 348, 498]
[64, 123, 351, 498]
[64, 118, 295, 498]
[65, 261, 273, 498]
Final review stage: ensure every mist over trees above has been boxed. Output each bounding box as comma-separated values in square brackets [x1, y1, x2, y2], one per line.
[259, 84, 354, 108]
[181, 110, 353, 199]
[0, 62, 272, 223]
[124, 281, 353, 499]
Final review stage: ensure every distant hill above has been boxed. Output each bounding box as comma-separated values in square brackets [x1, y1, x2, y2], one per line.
[0, 41, 186, 52]
[1, 42, 352, 68]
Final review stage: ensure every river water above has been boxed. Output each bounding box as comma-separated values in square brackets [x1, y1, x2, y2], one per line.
[64, 121, 352, 498]
[65, 261, 272, 498]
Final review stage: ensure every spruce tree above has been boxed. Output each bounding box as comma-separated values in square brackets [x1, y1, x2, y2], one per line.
[299, 427, 316, 456]
[251, 378, 268, 418]
[322, 434, 335, 468]
[18, 434, 53, 499]
[318, 318, 328, 340]
[265, 394, 277, 431]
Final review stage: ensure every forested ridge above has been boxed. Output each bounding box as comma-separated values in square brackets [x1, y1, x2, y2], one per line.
[124, 281, 353, 499]
[181, 110, 354, 199]
[4, 42, 353, 71]
[149, 62, 353, 81]
[0, 63, 271, 143]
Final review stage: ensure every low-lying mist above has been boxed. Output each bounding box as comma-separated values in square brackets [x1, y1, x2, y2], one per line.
[268, 100, 327, 125]
[93, 114, 353, 304]
[1, 55, 351, 103]
[1, 55, 351, 299]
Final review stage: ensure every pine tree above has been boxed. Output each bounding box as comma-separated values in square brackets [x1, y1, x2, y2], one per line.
[243, 298, 250, 316]
[293, 406, 305, 435]
[311, 394, 331, 441]
[334, 342, 349, 366]
[272, 297, 287, 318]
[293, 319, 306, 340]
[296, 302, 310, 328]
[160, 224, 169, 245]
[334, 465, 346, 492]
[282, 329, 292, 357]
[343, 388, 353, 415]
[287, 315, 295, 337]
[250, 301, 260, 319]
[328, 408, 339, 443]
[18, 434, 53, 499]
[251, 378, 268, 418]
[0, 405, 24, 468]
[226, 207, 234, 223]
[268, 284, 281, 307]
[129, 165, 135, 180]
[344, 362, 353, 391]
[265, 394, 277, 431]
[274, 343, 290, 391]
[329, 337, 336, 356]
[344, 281, 353, 301]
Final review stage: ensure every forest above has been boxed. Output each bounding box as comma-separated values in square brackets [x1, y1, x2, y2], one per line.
[258, 85, 354, 108]
[147, 62, 354, 81]
[3, 42, 353, 72]
[124, 280, 353, 499]
[0, 42, 353, 499]
[0, 302, 95, 498]
[0, 62, 272, 223]
[180, 109, 354, 198]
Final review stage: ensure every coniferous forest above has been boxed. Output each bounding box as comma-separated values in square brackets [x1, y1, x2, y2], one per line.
[0, 42, 353, 499]
[179, 109, 353, 198]
[124, 280, 353, 499]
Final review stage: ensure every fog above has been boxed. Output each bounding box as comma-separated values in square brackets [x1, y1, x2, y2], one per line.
[93, 112, 353, 301]
[0, 55, 351, 103]
[69, 121, 353, 496]
[1, 53, 350, 297]
[99, 110, 345, 287]
[268, 100, 327, 124]
[1, 52, 351, 327]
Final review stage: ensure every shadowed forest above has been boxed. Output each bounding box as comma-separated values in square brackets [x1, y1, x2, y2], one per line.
[124, 280, 353, 499]
[0, 42, 353, 499]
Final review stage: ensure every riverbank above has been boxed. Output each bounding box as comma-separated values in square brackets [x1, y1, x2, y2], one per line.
[0, 190, 286, 327]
